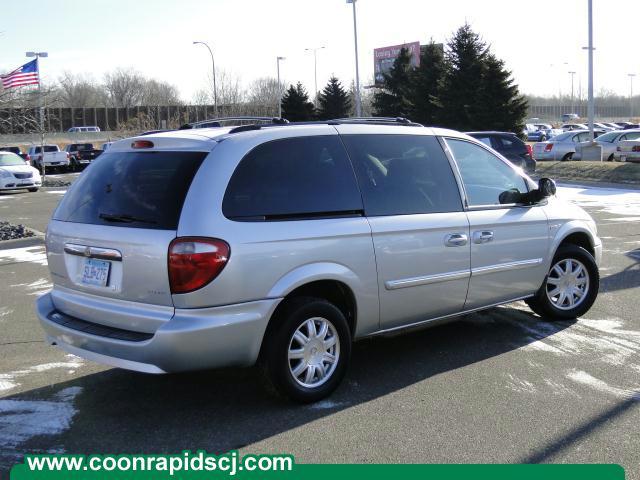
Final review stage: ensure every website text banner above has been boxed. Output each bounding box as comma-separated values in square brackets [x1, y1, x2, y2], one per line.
[10, 454, 625, 480]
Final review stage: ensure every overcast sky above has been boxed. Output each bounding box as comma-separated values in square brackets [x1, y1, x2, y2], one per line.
[1, 0, 638, 102]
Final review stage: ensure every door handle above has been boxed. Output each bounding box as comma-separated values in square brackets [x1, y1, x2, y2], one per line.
[444, 233, 468, 247]
[472, 231, 494, 244]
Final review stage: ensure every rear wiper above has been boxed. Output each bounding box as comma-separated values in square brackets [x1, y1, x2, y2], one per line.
[99, 213, 157, 224]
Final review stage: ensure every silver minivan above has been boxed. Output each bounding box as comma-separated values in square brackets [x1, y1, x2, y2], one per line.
[36, 121, 602, 402]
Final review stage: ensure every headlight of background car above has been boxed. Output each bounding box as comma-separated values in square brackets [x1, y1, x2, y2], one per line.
[0, 169, 12, 178]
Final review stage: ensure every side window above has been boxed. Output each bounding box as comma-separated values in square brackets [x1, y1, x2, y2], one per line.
[222, 136, 362, 220]
[628, 132, 640, 140]
[446, 138, 528, 207]
[498, 136, 515, 148]
[475, 136, 492, 147]
[341, 134, 463, 216]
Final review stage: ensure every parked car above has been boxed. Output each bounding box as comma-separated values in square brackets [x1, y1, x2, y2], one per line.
[36, 121, 601, 402]
[574, 129, 640, 161]
[623, 123, 640, 130]
[603, 122, 624, 130]
[67, 126, 101, 133]
[0, 151, 42, 192]
[533, 130, 594, 161]
[64, 143, 103, 171]
[614, 139, 640, 162]
[27, 145, 70, 172]
[0, 146, 30, 163]
[531, 124, 563, 141]
[466, 131, 536, 172]
[562, 113, 580, 122]
[593, 122, 616, 132]
[615, 121, 634, 129]
[562, 123, 589, 131]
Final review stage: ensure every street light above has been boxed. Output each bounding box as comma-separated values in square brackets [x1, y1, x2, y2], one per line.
[277, 56, 286, 118]
[629, 73, 637, 119]
[346, 0, 362, 117]
[193, 41, 218, 117]
[305, 46, 326, 107]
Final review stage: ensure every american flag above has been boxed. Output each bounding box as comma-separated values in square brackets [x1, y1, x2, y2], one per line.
[1, 59, 40, 89]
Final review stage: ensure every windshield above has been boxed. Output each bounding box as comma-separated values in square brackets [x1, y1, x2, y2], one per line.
[0, 153, 26, 166]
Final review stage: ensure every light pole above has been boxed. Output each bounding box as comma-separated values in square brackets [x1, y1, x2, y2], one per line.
[586, 0, 595, 141]
[346, 0, 362, 117]
[277, 56, 286, 118]
[629, 73, 637, 119]
[193, 41, 217, 117]
[305, 46, 325, 107]
[568, 71, 576, 114]
[26, 51, 48, 177]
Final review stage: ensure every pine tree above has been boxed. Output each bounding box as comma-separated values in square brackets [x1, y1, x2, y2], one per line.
[372, 47, 414, 118]
[474, 54, 528, 134]
[409, 41, 446, 126]
[438, 24, 489, 131]
[281, 82, 315, 121]
[316, 76, 352, 120]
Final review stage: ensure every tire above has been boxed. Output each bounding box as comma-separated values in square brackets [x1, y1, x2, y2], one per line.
[607, 154, 614, 162]
[28, 187, 38, 193]
[561, 152, 573, 161]
[526, 244, 599, 320]
[261, 297, 351, 403]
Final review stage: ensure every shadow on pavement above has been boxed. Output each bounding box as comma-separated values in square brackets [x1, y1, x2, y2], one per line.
[600, 249, 640, 293]
[1, 305, 575, 466]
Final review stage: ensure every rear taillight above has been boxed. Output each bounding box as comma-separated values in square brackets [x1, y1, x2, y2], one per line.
[544, 144, 553, 152]
[617, 146, 622, 152]
[168, 237, 230, 294]
[526, 144, 533, 157]
[633, 146, 640, 152]
[66, 152, 70, 159]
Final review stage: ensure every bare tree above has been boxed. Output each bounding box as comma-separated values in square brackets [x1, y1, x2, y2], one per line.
[140, 79, 182, 106]
[58, 72, 104, 107]
[195, 69, 245, 115]
[103, 68, 146, 107]
[246, 77, 280, 114]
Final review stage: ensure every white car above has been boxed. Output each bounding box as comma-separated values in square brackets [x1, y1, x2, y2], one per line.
[0, 152, 42, 192]
[614, 139, 640, 163]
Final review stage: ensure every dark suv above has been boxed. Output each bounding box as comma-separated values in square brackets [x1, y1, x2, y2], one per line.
[466, 132, 536, 173]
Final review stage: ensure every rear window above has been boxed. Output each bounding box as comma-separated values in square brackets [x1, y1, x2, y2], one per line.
[53, 151, 207, 230]
[75, 144, 93, 150]
[35, 145, 59, 153]
[223, 136, 362, 220]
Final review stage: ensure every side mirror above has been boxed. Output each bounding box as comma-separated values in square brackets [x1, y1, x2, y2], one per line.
[538, 177, 556, 198]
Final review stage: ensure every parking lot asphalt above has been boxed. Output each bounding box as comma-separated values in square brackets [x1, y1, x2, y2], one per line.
[0, 182, 639, 476]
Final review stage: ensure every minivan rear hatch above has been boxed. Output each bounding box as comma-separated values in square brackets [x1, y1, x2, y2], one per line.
[47, 150, 208, 310]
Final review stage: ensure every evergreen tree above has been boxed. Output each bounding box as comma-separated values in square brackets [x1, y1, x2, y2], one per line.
[438, 24, 489, 131]
[474, 54, 528, 134]
[409, 41, 446, 126]
[372, 47, 414, 118]
[281, 82, 315, 121]
[316, 76, 352, 120]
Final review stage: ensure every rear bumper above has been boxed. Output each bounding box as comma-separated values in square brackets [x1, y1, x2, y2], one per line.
[614, 152, 640, 162]
[36, 292, 281, 373]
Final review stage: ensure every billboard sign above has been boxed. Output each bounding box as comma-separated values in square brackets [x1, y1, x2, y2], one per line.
[374, 41, 420, 86]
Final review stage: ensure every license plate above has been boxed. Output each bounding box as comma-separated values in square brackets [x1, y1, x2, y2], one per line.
[81, 258, 110, 287]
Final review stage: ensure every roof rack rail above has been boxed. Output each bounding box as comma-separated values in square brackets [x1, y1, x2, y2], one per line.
[330, 116, 423, 126]
[180, 116, 289, 130]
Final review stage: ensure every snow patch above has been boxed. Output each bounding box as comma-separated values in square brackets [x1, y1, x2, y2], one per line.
[46, 190, 67, 195]
[505, 374, 537, 394]
[0, 356, 84, 394]
[10, 277, 53, 296]
[0, 246, 47, 266]
[556, 185, 640, 217]
[567, 370, 640, 401]
[308, 399, 345, 410]
[0, 386, 82, 456]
